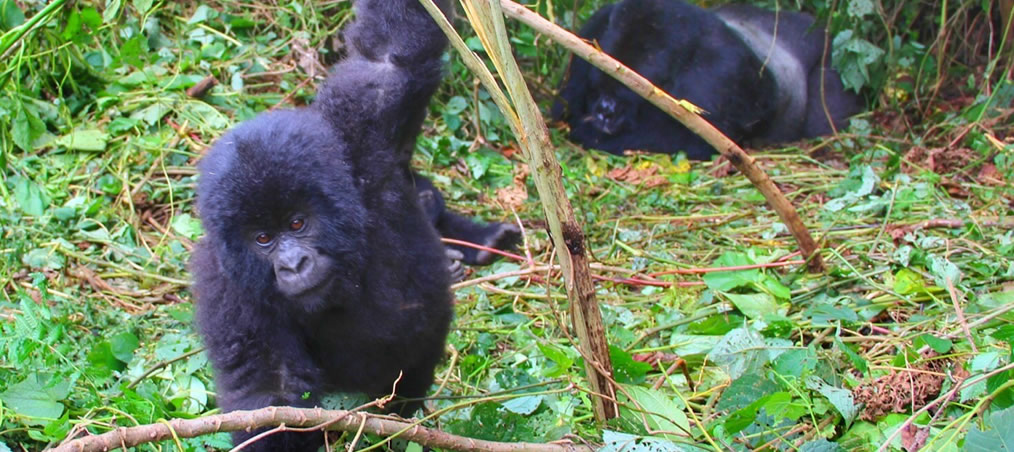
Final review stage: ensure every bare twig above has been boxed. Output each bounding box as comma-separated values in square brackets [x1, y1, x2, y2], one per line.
[54, 406, 595, 452]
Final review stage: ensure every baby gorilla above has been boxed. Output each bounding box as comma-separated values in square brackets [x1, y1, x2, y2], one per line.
[190, 0, 454, 450]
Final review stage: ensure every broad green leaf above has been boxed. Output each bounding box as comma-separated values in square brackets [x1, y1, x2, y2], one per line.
[772, 347, 819, 378]
[111, 332, 140, 363]
[0, 374, 71, 424]
[623, 384, 690, 438]
[12, 104, 45, 151]
[538, 343, 574, 377]
[87, 342, 123, 377]
[22, 248, 65, 270]
[724, 292, 784, 319]
[1, 0, 25, 29]
[914, 334, 952, 354]
[610, 346, 652, 384]
[171, 213, 204, 240]
[501, 395, 542, 415]
[806, 376, 858, 424]
[177, 101, 230, 130]
[963, 406, 1014, 451]
[893, 268, 926, 295]
[703, 252, 760, 292]
[119, 35, 147, 68]
[763, 392, 807, 422]
[800, 439, 847, 452]
[805, 303, 859, 326]
[601, 430, 686, 452]
[13, 176, 48, 216]
[929, 254, 962, 287]
[102, 0, 122, 22]
[56, 129, 108, 151]
[709, 328, 767, 379]
[133, 0, 153, 14]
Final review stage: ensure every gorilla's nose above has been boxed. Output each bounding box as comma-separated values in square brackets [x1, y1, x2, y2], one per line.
[277, 248, 311, 277]
[591, 96, 623, 134]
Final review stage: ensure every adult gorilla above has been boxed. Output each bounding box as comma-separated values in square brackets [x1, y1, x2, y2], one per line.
[190, 0, 454, 450]
[554, 0, 862, 159]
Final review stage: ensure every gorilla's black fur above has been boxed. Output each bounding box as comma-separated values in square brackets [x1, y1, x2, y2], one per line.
[413, 173, 521, 266]
[190, 0, 454, 450]
[554, 0, 862, 159]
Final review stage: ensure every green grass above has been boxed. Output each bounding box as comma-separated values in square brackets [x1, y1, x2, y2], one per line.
[1, 1, 1013, 451]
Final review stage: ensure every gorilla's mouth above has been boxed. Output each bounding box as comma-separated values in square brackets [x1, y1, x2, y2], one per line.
[582, 113, 624, 135]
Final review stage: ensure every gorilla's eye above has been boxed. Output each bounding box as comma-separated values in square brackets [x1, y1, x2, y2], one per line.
[255, 233, 273, 245]
[289, 218, 305, 231]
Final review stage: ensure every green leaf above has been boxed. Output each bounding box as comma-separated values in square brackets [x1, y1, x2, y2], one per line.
[12, 103, 46, 151]
[804, 303, 859, 326]
[1, 0, 25, 30]
[22, 248, 65, 270]
[716, 374, 780, 412]
[111, 332, 140, 363]
[724, 292, 783, 319]
[772, 347, 820, 378]
[928, 254, 962, 287]
[834, 337, 868, 374]
[893, 268, 926, 295]
[445, 96, 468, 114]
[13, 176, 48, 216]
[800, 439, 847, 452]
[914, 334, 952, 354]
[762, 392, 806, 422]
[622, 385, 689, 439]
[103, 0, 122, 22]
[176, 101, 230, 130]
[963, 406, 1014, 451]
[133, 0, 153, 14]
[0, 374, 71, 424]
[56, 129, 108, 152]
[601, 430, 686, 452]
[610, 346, 652, 384]
[501, 395, 542, 415]
[538, 343, 574, 377]
[119, 35, 147, 68]
[702, 252, 760, 292]
[709, 327, 767, 379]
[87, 342, 124, 377]
[170, 213, 204, 240]
[806, 376, 858, 425]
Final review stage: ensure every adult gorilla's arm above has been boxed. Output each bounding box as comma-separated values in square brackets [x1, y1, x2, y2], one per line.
[313, 0, 452, 184]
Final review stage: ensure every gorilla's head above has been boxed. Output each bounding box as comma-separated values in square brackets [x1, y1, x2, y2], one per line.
[196, 110, 368, 311]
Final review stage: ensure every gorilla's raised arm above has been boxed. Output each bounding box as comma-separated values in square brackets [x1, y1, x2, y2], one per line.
[313, 0, 452, 182]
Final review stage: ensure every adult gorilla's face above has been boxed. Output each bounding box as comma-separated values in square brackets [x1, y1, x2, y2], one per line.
[588, 93, 628, 135]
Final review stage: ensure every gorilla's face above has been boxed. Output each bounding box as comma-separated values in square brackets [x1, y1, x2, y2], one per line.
[250, 213, 337, 302]
[587, 94, 628, 135]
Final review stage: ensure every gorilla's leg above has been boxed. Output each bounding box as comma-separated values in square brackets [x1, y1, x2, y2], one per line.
[414, 173, 521, 266]
[435, 212, 521, 266]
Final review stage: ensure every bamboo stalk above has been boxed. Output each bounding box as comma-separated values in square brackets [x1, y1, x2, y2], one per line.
[420, 0, 618, 421]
